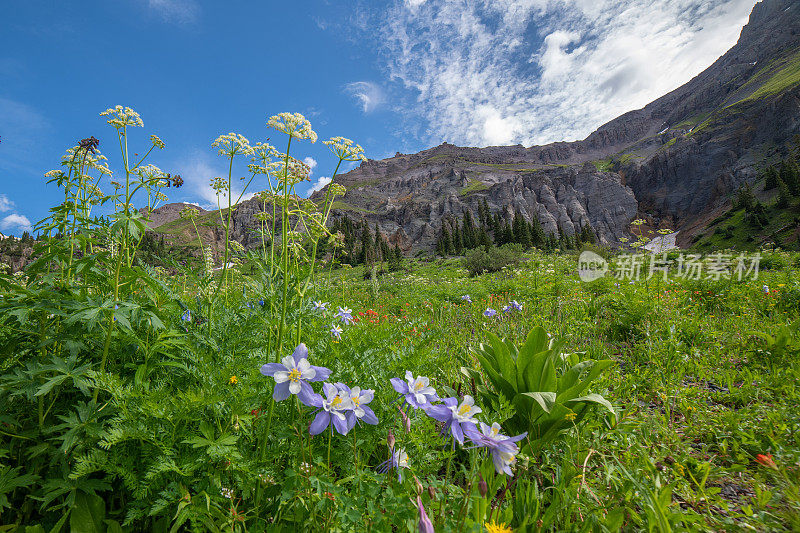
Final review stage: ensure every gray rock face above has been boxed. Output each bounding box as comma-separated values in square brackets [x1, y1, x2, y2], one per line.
[303, 0, 800, 248]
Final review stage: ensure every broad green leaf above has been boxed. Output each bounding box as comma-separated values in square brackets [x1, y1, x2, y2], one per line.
[568, 393, 616, 415]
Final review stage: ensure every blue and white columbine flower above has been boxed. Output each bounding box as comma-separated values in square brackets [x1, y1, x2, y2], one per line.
[762, 285, 769, 294]
[330, 323, 343, 340]
[337, 383, 378, 430]
[424, 395, 481, 445]
[502, 305, 512, 313]
[510, 300, 522, 311]
[259, 343, 331, 405]
[313, 300, 328, 312]
[308, 382, 354, 435]
[465, 422, 527, 476]
[335, 306, 353, 325]
[483, 308, 496, 318]
[181, 309, 192, 322]
[378, 447, 409, 481]
[461, 295, 472, 303]
[390, 371, 439, 410]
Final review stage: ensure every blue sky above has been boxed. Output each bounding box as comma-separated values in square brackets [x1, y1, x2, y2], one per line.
[0, 0, 757, 235]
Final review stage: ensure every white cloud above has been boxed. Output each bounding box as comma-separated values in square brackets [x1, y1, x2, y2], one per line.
[1, 213, 32, 234]
[303, 157, 318, 174]
[308, 176, 332, 196]
[174, 151, 256, 210]
[0, 194, 13, 212]
[377, 0, 757, 147]
[344, 81, 385, 113]
[145, 0, 199, 24]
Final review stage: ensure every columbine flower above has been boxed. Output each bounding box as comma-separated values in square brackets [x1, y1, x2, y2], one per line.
[762, 285, 769, 294]
[415, 495, 434, 533]
[502, 305, 512, 313]
[465, 422, 527, 476]
[391, 371, 439, 410]
[424, 395, 481, 445]
[181, 310, 192, 322]
[313, 301, 328, 312]
[330, 324, 343, 341]
[335, 306, 353, 325]
[483, 308, 497, 317]
[308, 382, 354, 435]
[267, 112, 318, 143]
[461, 295, 472, 303]
[510, 300, 522, 311]
[337, 384, 378, 430]
[259, 343, 331, 405]
[378, 447, 409, 481]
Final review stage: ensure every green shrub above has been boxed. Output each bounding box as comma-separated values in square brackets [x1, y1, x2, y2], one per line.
[462, 244, 523, 277]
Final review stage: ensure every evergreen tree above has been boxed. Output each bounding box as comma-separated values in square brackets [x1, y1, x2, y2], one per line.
[462, 211, 477, 249]
[443, 225, 453, 255]
[513, 209, 532, 248]
[777, 178, 792, 208]
[780, 160, 800, 196]
[764, 165, 779, 190]
[501, 219, 513, 246]
[453, 224, 464, 255]
[477, 227, 492, 247]
[734, 183, 757, 211]
[530, 216, 545, 247]
[359, 223, 375, 265]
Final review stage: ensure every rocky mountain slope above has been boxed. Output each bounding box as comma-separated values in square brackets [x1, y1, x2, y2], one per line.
[154, 0, 800, 253]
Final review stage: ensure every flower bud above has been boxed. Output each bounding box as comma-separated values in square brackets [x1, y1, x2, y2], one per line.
[428, 485, 436, 500]
[398, 406, 411, 433]
[414, 476, 424, 495]
[478, 474, 488, 497]
[387, 429, 396, 450]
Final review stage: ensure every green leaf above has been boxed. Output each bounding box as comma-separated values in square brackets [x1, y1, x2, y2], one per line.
[568, 393, 616, 416]
[70, 491, 106, 533]
[522, 392, 556, 413]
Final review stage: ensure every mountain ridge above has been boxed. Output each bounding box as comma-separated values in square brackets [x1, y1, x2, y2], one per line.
[152, 0, 800, 253]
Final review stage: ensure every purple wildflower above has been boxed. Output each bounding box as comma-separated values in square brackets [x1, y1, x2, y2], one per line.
[259, 343, 331, 405]
[424, 395, 481, 445]
[307, 382, 354, 436]
[181, 309, 192, 322]
[465, 422, 527, 476]
[416, 495, 434, 533]
[313, 300, 328, 312]
[510, 300, 522, 311]
[377, 447, 409, 481]
[483, 308, 496, 317]
[335, 306, 353, 325]
[336, 383, 378, 430]
[461, 295, 472, 303]
[390, 371, 439, 409]
[330, 323, 343, 341]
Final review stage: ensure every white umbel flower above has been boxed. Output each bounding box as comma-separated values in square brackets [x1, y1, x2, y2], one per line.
[267, 112, 317, 143]
[100, 105, 144, 128]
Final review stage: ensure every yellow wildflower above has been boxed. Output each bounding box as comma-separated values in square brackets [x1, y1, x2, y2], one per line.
[485, 522, 513, 533]
[229, 375, 238, 386]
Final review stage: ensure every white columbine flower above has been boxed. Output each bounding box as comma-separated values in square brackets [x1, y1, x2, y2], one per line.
[448, 395, 482, 424]
[405, 371, 436, 406]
